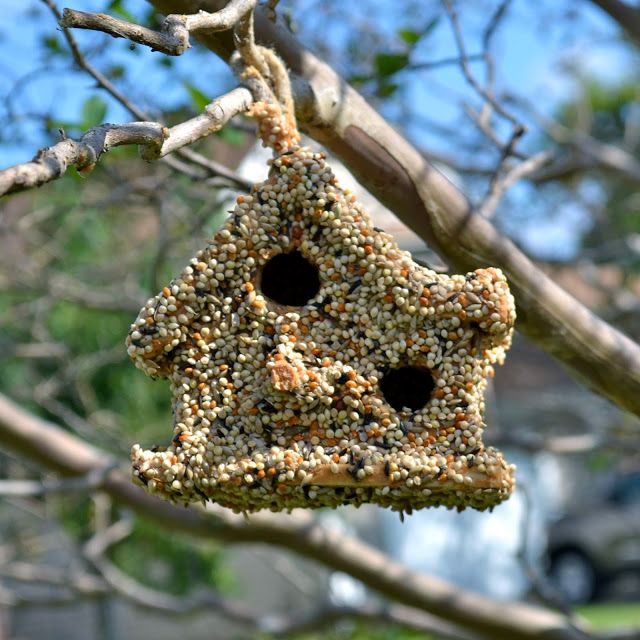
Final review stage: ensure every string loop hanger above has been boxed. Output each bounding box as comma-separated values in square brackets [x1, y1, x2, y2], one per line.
[231, 12, 300, 154]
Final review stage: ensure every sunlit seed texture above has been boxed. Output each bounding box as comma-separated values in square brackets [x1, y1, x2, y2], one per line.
[127, 146, 516, 513]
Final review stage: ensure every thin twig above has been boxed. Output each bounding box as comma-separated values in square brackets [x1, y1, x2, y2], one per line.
[479, 1, 512, 100]
[0, 463, 119, 497]
[181, 147, 253, 190]
[43, 0, 255, 187]
[139, 87, 254, 160]
[0, 393, 596, 640]
[60, 0, 257, 56]
[409, 53, 484, 71]
[482, 0, 512, 51]
[442, 0, 521, 126]
[464, 104, 528, 159]
[475, 151, 552, 218]
[43, 0, 147, 120]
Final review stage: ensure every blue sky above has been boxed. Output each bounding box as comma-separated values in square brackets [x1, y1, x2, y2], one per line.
[0, 0, 630, 166]
[0, 1, 633, 259]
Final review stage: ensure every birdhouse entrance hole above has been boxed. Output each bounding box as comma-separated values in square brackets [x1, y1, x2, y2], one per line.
[380, 366, 435, 411]
[260, 250, 320, 306]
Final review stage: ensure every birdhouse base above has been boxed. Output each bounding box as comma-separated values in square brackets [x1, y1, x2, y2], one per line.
[132, 443, 514, 513]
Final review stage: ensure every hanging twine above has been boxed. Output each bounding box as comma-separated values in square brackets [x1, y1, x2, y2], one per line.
[233, 45, 301, 154]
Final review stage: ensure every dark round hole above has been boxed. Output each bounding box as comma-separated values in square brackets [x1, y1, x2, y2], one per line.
[380, 366, 435, 411]
[260, 250, 320, 306]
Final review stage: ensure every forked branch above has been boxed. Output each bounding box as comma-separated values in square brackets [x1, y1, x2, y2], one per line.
[0, 88, 252, 196]
[0, 123, 166, 196]
[0, 392, 593, 640]
[60, 0, 257, 55]
[54, 0, 640, 415]
[141, 0, 640, 418]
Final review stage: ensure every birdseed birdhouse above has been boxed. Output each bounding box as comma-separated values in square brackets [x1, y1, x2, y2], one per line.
[126, 142, 517, 514]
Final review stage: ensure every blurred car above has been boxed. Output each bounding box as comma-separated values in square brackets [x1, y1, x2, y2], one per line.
[546, 471, 640, 603]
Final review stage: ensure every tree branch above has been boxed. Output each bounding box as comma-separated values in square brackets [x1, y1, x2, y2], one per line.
[0, 392, 593, 640]
[176, 147, 254, 190]
[0, 86, 253, 196]
[475, 151, 553, 219]
[60, 0, 257, 56]
[139, 87, 253, 159]
[134, 0, 640, 418]
[0, 123, 166, 196]
[45, 0, 251, 188]
[0, 463, 118, 497]
[80, 519, 475, 639]
[587, 0, 640, 46]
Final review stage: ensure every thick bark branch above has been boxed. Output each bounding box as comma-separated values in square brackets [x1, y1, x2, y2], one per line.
[587, 0, 640, 46]
[0, 392, 591, 640]
[144, 0, 640, 418]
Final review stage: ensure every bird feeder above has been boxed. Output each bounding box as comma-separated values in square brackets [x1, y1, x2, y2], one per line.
[126, 92, 516, 514]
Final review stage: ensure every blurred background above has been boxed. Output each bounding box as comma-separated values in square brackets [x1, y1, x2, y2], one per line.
[0, 0, 639, 638]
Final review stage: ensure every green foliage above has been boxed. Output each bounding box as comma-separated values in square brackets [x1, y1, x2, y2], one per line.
[279, 623, 431, 640]
[558, 80, 639, 143]
[350, 17, 440, 98]
[375, 17, 440, 78]
[397, 29, 421, 46]
[56, 495, 94, 540]
[107, 0, 137, 23]
[106, 64, 126, 79]
[42, 34, 64, 56]
[81, 95, 108, 129]
[215, 125, 247, 146]
[110, 517, 228, 595]
[398, 17, 439, 47]
[577, 602, 640, 629]
[184, 81, 211, 111]
[374, 52, 410, 78]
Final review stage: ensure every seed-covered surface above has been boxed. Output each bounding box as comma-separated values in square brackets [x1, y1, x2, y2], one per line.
[127, 146, 516, 513]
